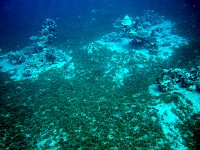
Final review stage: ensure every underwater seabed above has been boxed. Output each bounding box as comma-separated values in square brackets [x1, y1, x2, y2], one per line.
[0, 11, 200, 149]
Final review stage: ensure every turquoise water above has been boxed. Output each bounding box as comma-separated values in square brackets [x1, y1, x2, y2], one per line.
[0, 0, 200, 149]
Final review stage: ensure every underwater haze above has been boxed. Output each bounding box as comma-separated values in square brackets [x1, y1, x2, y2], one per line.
[0, 0, 200, 149]
[0, 0, 198, 51]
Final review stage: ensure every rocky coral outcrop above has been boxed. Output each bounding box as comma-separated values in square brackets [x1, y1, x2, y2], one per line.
[157, 68, 200, 92]
[121, 11, 164, 53]
[121, 15, 132, 28]
[0, 19, 73, 81]
[30, 19, 57, 51]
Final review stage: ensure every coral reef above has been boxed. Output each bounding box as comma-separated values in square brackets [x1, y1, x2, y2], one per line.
[102, 32, 123, 42]
[0, 19, 73, 80]
[121, 11, 164, 53]
[0, 9, 199, 150]
[7, 51, 26, 64]
[157, 68, 200, 92]
[99, 10, 187, 59]
[30, 19, 57, 51]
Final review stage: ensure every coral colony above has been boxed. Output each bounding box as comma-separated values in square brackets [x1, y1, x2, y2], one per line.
[157, 68, 200, 92]
[0, 19, 73, 80]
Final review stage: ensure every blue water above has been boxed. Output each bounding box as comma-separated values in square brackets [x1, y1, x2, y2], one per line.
[0, 0, 198, 51]
[0, 0, 200, 149]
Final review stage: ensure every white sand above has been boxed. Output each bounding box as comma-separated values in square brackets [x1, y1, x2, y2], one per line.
[149, 84, 200, 149]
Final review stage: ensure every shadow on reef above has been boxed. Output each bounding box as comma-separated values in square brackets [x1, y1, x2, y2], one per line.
[167, 11, 200, 70]
[169, 41, 200, 70]
[191, 114, 200, 149]
[171, 11, 200, 65]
